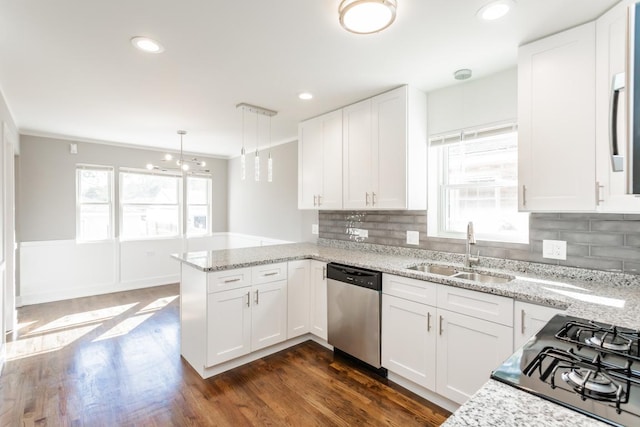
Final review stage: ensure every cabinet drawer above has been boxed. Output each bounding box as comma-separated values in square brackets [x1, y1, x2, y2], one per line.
[437, 285, 513, 327]
[207, 267, 252, 293]
[383, 274, 437, 305]
[252, 262, 288, 284]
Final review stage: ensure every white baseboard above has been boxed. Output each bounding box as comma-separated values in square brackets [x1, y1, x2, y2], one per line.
[17, 275, 179, 306]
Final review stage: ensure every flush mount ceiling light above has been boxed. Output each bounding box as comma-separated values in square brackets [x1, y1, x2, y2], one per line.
[146, 130, 209, 174]
[298, 92, 313, 100]
[130, 36, 165, 53]
[476, 0, 514, 21]
[339, 0, 397, 34]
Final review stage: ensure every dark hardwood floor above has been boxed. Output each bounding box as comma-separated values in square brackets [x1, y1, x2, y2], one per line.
[0, 284, 451, 426]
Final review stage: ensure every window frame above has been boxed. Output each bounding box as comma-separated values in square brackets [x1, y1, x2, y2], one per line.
[76, 164, 114, 242]
[118, 168, 183, 241]
[185, 174, 213, 237]
[428, 125, 529, 244]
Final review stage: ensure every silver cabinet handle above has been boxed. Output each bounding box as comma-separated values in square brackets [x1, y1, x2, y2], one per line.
[522, 185, 527, 207]
[317, 195, 322, 206]
[255, 289, 259, 305]
[596, 181, 604, 206]
[610, 72, 625, 172]
[246, 291, 250, 307]
[439, 315, 443, 336]
[263, 272, 278, 276]
[372, 192, 377, 206]
[427, 312, 431, 332]
[313, 195, 317, 207]
[224, 278, 241, 283]
[521, 309, 526, 335]
[322, 266, 326, 280]
[365, 192, 370, 206]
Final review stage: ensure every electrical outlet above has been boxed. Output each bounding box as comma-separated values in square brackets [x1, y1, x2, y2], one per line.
[406, 230, 419, 245]
[311, 224, 319, 235]
[542, 240, 567, 260]
[357, 228, 368, 238]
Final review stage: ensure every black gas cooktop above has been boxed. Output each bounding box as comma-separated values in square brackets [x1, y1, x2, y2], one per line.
[491, 314, 640, 426]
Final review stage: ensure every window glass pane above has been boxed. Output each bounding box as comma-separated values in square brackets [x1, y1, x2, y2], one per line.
[188, 177, 209, 205]
[122, 205, 179, 238]
[187, 205, 208, 236]
[79, 205, 110, 240]
[79, 169, 110, 203]
[121, 173, 179, 204]
[433, 131, 528, 243]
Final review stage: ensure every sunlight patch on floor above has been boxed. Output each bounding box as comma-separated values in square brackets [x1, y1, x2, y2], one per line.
[7, 324, 102, 361]
[28, 303, 139, 335]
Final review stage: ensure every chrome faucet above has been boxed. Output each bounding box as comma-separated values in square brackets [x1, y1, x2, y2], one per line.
[465, 221, 480, 268]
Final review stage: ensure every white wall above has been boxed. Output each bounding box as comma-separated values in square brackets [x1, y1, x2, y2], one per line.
[228, 140, 317, 242]
[0, 86, 19, 372]
[427, 67, 517, 136]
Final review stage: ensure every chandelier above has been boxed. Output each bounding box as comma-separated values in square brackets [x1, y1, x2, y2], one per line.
[146, 130, 209, 174]
[237, 103, 277, 182]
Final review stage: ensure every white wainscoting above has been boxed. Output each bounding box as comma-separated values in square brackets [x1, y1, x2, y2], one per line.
[18, 233, 292, 306]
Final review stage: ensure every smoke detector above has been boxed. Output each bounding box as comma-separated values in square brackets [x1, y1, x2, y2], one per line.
[454, 69, 472, 81]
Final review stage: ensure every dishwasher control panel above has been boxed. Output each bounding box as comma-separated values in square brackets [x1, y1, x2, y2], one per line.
[326, 263, 382, 291]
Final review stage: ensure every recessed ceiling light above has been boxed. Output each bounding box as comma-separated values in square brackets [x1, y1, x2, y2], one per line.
[130, 36, 165, 53]
[298, 92, 313, 100]
[339, 0, 397, 34]
[477, 0, 514, 21]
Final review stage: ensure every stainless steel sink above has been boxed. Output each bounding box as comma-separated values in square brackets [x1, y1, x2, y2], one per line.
[407, 264, 458, 276]
[452, 271, 513, 284]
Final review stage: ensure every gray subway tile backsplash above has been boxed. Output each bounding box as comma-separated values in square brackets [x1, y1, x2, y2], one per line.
[318, 211, 640, 275]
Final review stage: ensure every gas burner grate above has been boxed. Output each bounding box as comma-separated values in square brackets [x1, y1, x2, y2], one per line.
[555, 320, 640, 360]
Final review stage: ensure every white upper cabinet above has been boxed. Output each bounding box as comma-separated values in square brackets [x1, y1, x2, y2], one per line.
[343, 86, 427, 210]
[595, 0, 640, 212]
[518, 22, 597, 212]
[298, 109, 343, 210]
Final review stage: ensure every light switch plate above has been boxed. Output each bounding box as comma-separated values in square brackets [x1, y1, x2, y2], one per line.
[311, 224, 319, 235]
[406, 230, 419, 245]
[542, 240, 567, 260]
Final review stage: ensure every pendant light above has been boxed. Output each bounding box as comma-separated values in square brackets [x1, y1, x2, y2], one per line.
[236, 103, 277, 182]
[146, 130, 209, 174]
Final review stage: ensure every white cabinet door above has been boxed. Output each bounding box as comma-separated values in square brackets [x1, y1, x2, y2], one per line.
[436, 309, 513, 405]
[298, 117, 323, 209]
[298, 110, 343, 209]
[518, 22, 596, 211]
[382, 294, 436, 390]
[287, 260, 310, 339]
[310, 260, 328, 340]
[513, 301, 562, 350]
[343, 98, 373, 209]
[595, 0, 640, 212]
[207, 287, 252, 366]
[251, 280, 288, 351]
[372, 87, 408, 209]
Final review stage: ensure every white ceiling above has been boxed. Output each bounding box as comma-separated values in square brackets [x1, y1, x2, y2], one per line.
[0, 0, 620, 158]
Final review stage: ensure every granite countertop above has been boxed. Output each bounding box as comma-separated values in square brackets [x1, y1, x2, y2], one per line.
[173, 241, 640, 427]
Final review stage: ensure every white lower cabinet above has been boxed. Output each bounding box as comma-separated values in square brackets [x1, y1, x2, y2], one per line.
[382, 294, 436, 390]
[309, 260, 328, 340]
[435, 308, 513, 404]
[287, 260, 311, 339]
[205, 263, 288, 367]
[207, 287, 252, 366]
[513, 301, 563, 350]
[382, 274, 515, 406]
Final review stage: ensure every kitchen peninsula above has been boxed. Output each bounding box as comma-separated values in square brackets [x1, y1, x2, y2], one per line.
[174, 240, 640, 426]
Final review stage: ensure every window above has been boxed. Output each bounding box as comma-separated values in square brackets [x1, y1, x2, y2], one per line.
[428, 126, 529, 243]
[120, 170, 181, 239]
[77, 166, 113, 241]
[186, 175, 212, 236]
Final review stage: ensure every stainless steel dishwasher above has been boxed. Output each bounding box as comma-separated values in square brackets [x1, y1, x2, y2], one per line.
[327, 263, 383, 369]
